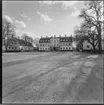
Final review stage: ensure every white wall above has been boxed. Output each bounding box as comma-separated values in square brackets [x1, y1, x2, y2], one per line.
[83, 41, 93, 50]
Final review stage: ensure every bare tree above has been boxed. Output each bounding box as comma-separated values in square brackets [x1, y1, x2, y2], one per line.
[2, 16, 16, 51]
[79, 0, 104, 53]
[74, 21, 99, 52]
[33, 38, 39, 47]
[74, 25, 87, 51]
[22, 33, 34, 43]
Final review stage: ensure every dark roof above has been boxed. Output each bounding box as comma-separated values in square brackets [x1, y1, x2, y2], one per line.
[18, 39, 26, 46]
[39, 36, 73, 43]
[7, 38, 33, 47]
[19, 39, 33, 47]
[39, 37, 51, 43]
[59, 37, 72, 42]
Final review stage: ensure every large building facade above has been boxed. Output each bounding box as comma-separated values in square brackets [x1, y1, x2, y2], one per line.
[39, 35, 73, 51]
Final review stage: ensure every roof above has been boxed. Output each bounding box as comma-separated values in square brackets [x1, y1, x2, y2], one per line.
[39, 36, 73, 43]
[59, 37, 72, 42]
[7, 37, 33, 47]
[39, 37, 51, 43]
[19, 39, 33, 47]
[18, 39, 26, 46]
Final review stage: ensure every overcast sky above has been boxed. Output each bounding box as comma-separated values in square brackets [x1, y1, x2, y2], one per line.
[3, 1, 85, 38]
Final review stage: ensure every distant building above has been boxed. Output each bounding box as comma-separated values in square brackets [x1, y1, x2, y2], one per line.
[6, 38, 34, 52]
[39, 35, 73, 51]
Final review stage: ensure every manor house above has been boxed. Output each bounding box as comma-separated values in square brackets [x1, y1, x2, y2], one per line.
[39, 35, 73, 51]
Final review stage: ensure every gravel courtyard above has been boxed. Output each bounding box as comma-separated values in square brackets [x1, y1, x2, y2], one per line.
[2, 52, 103, 103]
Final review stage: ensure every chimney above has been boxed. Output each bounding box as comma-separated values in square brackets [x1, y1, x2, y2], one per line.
[54, 35, 56, 37]
[41, 36, 42, 38]
[65, 35, 67, 37]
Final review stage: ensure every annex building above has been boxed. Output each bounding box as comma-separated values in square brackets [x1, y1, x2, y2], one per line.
[39, 35, 73, 51]
[6, 38, 34, 52]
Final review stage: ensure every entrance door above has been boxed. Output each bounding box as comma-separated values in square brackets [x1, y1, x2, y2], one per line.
[53, 47, 57, 51]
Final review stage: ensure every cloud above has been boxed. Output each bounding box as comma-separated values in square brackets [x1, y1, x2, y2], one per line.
[70, 7, 80, 17]
[15, 29, 25, 37]
[26, 31, 36, 38]
[37, 12, 53, 22]
[3, 15, 27, 38]
[3, 15, 13, 23]
[37, 12, 41, 15]
[38, 1, 78, 10]
[15, 30, 35, 38]
[16, 30, 36, 38]
[15, 20, 26, 28]
[21, 12, 32, 21]
[3, 15, 26, 29]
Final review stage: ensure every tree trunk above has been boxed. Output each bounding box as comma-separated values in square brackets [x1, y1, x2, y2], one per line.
[92, 44, 96, 53]
[98, 24, 102, 53]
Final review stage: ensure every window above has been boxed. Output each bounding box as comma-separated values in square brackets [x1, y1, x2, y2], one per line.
[66, 47, 68, 50]
[87, 45, 90, 48]
[69, 47, 70, 50]
[15, 47, 17, 49]
[69, 43, 71, 46]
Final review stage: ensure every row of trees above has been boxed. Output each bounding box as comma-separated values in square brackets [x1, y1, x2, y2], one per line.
[2, 16, 39, 51]
[74, 0, 104, 53]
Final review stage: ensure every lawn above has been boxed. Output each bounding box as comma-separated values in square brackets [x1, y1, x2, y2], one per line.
[2, 52, 103, 103]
